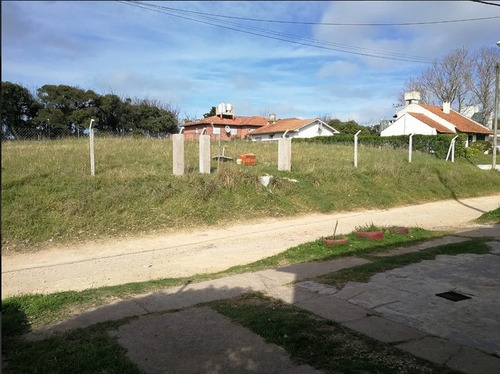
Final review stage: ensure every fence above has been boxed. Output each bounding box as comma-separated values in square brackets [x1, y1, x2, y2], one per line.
[1, 127, 172, 141]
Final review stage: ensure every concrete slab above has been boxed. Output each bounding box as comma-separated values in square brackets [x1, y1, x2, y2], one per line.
[396, 336, 462, 365]
[277, 365, 324, 374]
[25, 298, 148, 341]
[342, 315, 427, 343]
[488, 241, 500, 254]
[265, 285, 318, 305]
[445, 345, 500, 374]
[294, 294, 369, 323]
[110, 307, 304, 374]
[454, 224, 500, 240]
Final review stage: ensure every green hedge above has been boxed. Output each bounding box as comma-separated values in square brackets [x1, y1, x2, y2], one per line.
[296, 134, 467, 159]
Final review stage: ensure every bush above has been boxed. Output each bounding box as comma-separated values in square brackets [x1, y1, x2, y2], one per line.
[469, 141, 491, 153]
[297, 134, 467, 159]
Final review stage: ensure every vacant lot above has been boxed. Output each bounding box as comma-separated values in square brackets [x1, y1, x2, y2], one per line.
[2, 137, 499, 252]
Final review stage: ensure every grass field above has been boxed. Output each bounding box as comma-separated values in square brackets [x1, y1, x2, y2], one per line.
[2, 137, 499, 252]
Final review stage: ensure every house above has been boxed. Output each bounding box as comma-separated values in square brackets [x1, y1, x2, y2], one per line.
[182, 103, 268, 140]
[249, 117, 339, 141]
[381, 92, 493, 145]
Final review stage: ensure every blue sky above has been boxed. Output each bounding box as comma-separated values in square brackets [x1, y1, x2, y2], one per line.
[2, 1, 499, 125]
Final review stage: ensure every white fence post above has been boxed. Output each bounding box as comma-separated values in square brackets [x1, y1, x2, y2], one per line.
[408, 134, 414, 163]
[89, 119, 95, 176]
[446, 135, 459, 162]
[354, 130, 361, 168]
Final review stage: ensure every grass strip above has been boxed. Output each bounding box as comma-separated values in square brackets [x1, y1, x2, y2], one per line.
[476, 207, 500, 224]
[2, 319, 140, 374]
[211, 292, 460, 374]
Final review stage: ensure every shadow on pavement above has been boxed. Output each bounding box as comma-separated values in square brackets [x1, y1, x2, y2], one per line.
[19, 225, 500, 374]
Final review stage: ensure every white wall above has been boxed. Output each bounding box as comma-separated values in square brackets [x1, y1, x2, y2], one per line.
[251, 120, 338, 141]
[380, 114, 438, 136]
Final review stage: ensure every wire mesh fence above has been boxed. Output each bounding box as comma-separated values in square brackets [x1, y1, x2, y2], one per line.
[1, 127, 173, 141]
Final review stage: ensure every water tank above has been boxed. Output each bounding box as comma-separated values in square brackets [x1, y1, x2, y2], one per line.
[217, 103, 225, 116]
[226, 103, 232, 113]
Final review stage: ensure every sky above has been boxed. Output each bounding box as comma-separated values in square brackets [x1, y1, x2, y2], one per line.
[2, 1, 499, 125]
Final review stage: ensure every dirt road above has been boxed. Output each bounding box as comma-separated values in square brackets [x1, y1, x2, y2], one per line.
[2, 195, 499, 298]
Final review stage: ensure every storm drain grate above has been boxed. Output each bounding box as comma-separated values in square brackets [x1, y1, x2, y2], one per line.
[436, 291, 471, 302]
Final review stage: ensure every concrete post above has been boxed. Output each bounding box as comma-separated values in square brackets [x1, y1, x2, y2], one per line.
[354, 130, 361, 168]
[172, 134, 185, 176]
[278, 138, 292, 171]
[89, 119, 95, 176]
[199, 134, 211, 174]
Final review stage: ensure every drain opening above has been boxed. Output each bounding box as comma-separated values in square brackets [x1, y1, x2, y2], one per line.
[436, 291, 471, 302]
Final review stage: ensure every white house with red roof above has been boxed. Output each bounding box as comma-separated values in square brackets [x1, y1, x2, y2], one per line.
[249, 117, 339, 142]
[381, 91, 493, 145]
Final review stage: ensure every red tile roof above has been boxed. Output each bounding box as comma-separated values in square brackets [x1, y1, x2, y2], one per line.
[183, 115, 268, 127]
[250, 118, 316, 135]
[408, 113, 455, 134]
[420, 104, 492, 135]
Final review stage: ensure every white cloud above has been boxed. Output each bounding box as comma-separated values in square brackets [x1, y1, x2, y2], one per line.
[2, 1, 496, 125]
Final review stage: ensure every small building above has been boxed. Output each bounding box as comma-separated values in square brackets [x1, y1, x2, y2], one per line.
[182, 103, 268, 140]
[381, 92, 493, 145]
[249, 117, 339, 142]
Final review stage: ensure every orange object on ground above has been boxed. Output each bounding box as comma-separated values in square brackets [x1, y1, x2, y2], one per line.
[238, 153, 257, 165]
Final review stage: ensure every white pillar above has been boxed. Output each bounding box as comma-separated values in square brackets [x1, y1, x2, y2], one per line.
[89, 119, 95, 176]
[199, 134, 211, 174]
[354, 130, 361, 168]
[278, 138, 292, 171]
[408, 134, 414, 163]
[172, 134, 185, 176]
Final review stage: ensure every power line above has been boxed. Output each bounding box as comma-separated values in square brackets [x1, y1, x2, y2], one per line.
[469, 0, 500, 7]
[125, 1, 500, 26]
[119, 1, 430, 64]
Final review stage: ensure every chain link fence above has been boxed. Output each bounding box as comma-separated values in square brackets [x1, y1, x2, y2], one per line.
[2, 127, 172, 141]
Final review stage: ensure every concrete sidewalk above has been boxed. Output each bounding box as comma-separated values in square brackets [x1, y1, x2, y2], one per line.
[25, 225, 500, 374]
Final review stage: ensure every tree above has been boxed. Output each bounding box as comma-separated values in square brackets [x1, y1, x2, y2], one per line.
[328, 119, 370, 135]
[203, 106, 216, 118]
[1, 82, 40, 139]
[34, 85, 98, 137]
[419, 47, 471, 112]
[402, 46, 499, 126]
[469, 46, 500, 127]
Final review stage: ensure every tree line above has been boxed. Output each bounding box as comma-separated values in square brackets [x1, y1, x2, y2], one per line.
[1, 82, 180, 139]
[403, 46, 500, 126]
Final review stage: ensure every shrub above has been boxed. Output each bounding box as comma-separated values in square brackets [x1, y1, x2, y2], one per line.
[297, 134, 467, 159]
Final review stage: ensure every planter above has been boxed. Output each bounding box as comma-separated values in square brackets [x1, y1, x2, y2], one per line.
[323, 236, 349, 246]
[389, 226, 409, 234]
[354, 231, 383, 240]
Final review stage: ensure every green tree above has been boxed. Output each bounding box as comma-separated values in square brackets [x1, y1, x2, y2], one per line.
[203, 106, 216, 118]
[96, 94, 123, 132]
[328, 119, 370, 135]
[34, 85, 98, 137]
[1, 82, 40, 139]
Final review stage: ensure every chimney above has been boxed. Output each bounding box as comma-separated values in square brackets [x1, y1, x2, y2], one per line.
[443, 102, 450, 114]
[404, 91, 421, 106]
[268, 114, 276, 125]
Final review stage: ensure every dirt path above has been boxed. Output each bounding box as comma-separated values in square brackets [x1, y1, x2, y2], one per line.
[2, 195, 499, 298]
